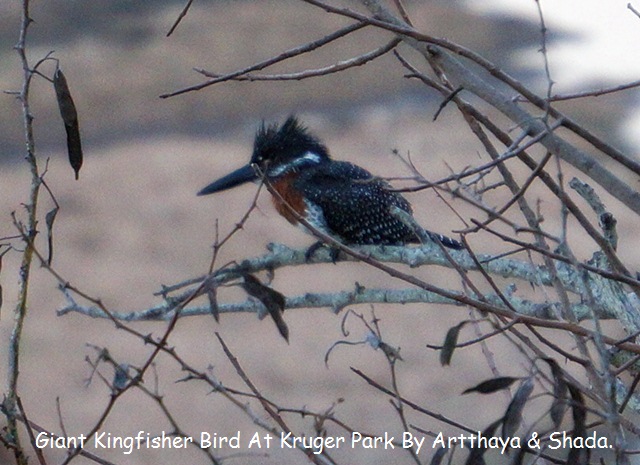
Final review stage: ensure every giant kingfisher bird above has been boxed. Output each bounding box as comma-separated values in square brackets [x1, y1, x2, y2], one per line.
[198, 116, 463, 250]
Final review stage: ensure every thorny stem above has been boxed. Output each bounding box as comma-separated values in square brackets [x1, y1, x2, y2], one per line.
[4, 1, 41, 464]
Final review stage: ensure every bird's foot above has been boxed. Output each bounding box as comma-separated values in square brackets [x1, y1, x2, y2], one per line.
[304, 241, 340, 263]
[304, 241, 325, 262]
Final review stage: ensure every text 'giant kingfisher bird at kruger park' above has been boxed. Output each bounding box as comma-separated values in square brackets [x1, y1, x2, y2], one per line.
[198, 116, 463, 250]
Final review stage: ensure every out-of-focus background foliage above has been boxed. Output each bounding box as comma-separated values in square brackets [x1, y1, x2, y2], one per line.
[1, 1, 639, 464]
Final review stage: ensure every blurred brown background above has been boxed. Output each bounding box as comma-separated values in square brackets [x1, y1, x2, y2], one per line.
[1, 1, 638, 464]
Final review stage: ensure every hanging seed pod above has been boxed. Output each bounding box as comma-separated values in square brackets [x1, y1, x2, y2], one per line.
[53, 67, 83, 179]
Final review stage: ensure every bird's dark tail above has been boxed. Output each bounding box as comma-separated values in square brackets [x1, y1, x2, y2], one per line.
[425, 230, 464, 250]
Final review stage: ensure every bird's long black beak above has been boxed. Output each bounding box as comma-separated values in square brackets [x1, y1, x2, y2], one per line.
[197, 164, 258, 196]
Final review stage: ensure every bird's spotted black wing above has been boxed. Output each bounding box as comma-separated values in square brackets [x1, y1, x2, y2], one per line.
[295, 161, 419, 245]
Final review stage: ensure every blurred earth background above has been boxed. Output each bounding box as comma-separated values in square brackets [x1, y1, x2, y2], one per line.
[1, 1, 640, 464]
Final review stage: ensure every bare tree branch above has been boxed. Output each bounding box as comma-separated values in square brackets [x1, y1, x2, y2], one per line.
[161, 21, 369, 97]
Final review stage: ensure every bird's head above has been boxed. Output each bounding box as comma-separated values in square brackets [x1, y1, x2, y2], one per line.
[198, 116, 329, 196]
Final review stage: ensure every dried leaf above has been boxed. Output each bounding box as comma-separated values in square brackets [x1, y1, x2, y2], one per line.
[463, 376, 520, 395]
[45, 206, 59, 266]
[207, 286, 219, 322]
[567, 383, 590, 465]
[511, 443, 527, 465]
[544, 358, 568, 427]
[53, 68, 83, 179]
[502, 377, 534, 439]
[464, 418, 501, 465]
[378, 341, 402, 361]
[549, 387, 567, 428]
[429, 446, 448, 465]
[241, 273, 288, 341]
[568, 383, 586, 433]
[439, 321, 466, 366]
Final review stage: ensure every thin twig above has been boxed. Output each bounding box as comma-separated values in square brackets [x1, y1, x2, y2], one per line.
[161, 21, 368, 97]
[166, 0, 195, 36]
[195, 38, 400, 82]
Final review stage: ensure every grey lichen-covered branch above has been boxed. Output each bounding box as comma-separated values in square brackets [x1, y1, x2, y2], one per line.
[162, 241, 633, 298]
[57, 282, 603, 323]
[57, 242, 637, 325]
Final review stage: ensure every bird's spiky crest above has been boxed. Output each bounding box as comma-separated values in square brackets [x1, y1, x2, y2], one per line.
[251, 116, 330, 167]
